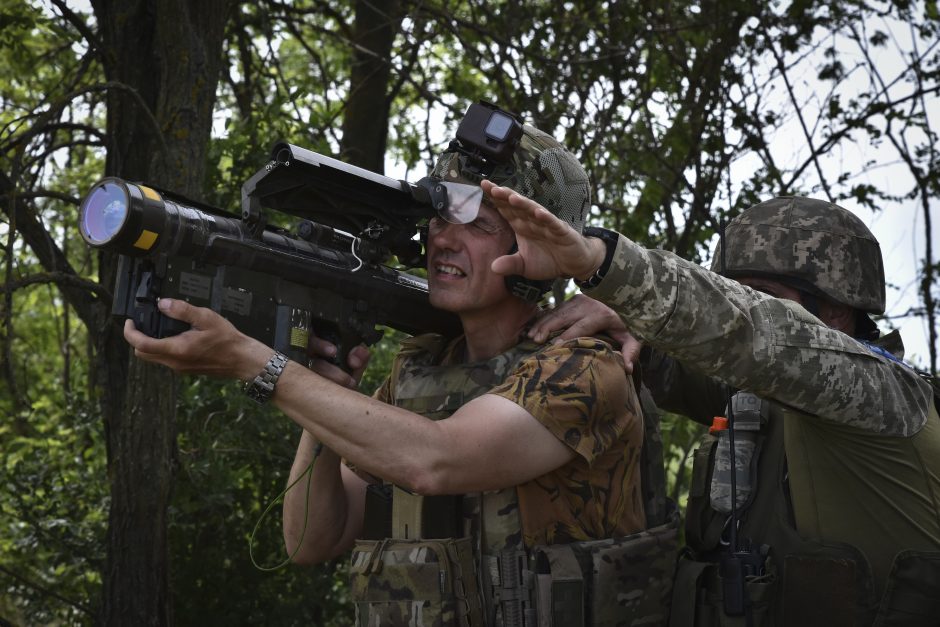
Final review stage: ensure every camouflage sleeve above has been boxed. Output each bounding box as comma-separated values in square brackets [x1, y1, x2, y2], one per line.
[586, 234, 933, 436]
[487, 338, 642, 463]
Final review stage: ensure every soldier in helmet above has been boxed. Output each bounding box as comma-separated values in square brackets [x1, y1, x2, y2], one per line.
[483, 188, 940, 626]
[124, 103, 672, 626]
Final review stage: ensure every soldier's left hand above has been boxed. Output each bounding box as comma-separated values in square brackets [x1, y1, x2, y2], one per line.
[306, 335, 371, 389]
[123, 298, 269, 381]
[529, 295, 642, 374]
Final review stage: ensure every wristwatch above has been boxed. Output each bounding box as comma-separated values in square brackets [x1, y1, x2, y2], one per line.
[244, 351, 289, 404]
[575, 226, 619, 290]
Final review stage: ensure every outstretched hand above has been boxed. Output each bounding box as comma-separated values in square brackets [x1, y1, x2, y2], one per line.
[123, 298, 270, 381]
[481, 180, 606, 281]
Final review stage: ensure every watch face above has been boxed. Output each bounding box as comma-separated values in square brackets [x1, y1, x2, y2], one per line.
[245, 378, 273, 404]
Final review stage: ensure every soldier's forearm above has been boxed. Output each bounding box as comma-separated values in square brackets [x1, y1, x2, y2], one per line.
[282, 430, 358, 564]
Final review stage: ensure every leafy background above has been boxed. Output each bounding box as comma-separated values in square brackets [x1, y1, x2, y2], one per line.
[1, 0, 937, 624]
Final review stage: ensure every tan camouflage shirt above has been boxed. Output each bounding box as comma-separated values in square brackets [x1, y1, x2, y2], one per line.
[375, 335, 647, 547]
[587, 235, 934, 436]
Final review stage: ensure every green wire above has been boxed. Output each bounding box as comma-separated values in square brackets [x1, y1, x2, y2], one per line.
[248, 442, 323, 571]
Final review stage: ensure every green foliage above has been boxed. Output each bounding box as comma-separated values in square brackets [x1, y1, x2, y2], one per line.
[660, 413, 707, 512]
[359, 328, 409, 396]
[1, 391, 106, 625]
[0, 1, 106, 611]
[1, 0, 938, 623]
[0, 245, 104, 622]
[0, 3, 109, 622]
[167, 378, 353, 626]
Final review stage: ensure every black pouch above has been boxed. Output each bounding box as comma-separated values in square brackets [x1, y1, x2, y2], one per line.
[532, 512, 679, 627]
[669, 552, 776, 627]
[873, 549, 940, 626]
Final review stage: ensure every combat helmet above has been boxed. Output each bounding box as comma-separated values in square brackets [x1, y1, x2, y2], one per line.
[711, 196, 886, 315]
[429, 103, 591, 302]
[430, 124, 591, 235]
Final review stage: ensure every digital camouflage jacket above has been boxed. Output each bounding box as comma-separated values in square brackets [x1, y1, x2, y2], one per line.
[587, 234, 940, 625]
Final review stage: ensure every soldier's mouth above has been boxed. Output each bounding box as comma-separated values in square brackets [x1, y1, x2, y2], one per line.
[436, 264, 466, 277]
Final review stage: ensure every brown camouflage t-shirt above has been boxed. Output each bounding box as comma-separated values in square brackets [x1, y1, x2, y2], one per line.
[375, 335, 647, 547]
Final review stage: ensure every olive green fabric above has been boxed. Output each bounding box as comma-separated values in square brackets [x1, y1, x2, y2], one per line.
[674, 377, 878, 626]
[649, 347, 940, 626]
[783, 398, 940, 595]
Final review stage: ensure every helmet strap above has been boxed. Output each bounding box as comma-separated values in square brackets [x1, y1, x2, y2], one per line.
[855, 312, 880, 341]
[797, 290, 821, 319]
[503, 242, 551, 303]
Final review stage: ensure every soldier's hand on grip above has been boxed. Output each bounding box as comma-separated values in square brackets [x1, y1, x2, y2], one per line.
[306, 334, 371, 389]
[123, 297, 271, 381]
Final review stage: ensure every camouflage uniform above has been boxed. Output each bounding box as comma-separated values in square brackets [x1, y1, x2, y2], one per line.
[349, 331, 677, 626]
[346, 108, 676, 627]
[584, 198, 940, 625]
[375, 333, 647, 545]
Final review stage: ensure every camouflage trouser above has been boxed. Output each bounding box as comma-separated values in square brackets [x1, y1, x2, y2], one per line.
[349, 537, 484, 627]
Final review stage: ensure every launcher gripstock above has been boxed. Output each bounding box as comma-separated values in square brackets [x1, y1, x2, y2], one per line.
[78, 142, 460, 366]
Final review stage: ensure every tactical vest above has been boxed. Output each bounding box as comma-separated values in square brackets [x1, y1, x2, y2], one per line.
[672, 391, 940, 627]
[350, 333, 678, 627]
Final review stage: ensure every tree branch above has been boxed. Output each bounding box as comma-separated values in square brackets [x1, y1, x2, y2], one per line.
[48, 0, 104, 56]
[764, 29, 833, 202]
[4, 271, 111, 300]
[0, 565, 94, 618]
[0, 171, 104, 332]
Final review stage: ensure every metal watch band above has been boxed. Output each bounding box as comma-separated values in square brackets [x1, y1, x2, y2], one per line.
[244, 351, 289, 404]
[575, 226, 618, 290]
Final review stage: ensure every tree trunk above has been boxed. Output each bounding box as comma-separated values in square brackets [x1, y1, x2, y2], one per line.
[89, 1, 231, 624]
[339, 0, 404, 172]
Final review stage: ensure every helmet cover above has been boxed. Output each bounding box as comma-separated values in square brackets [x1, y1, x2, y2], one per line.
[711, 196, 886, 314]
[431, 124, 591, 234]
